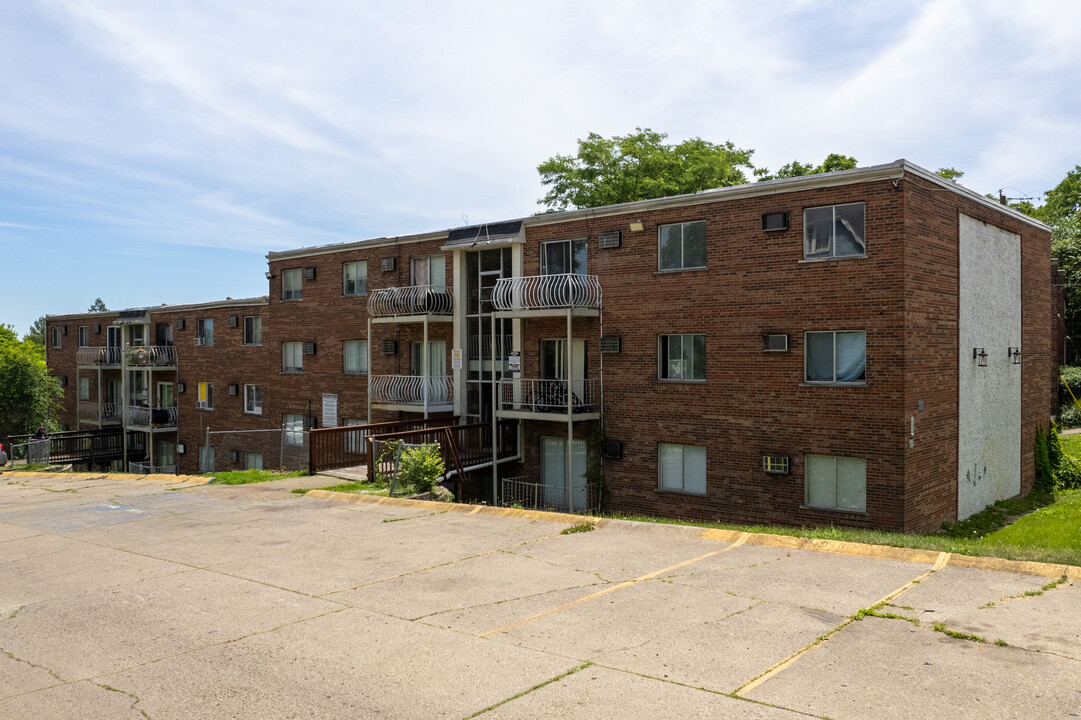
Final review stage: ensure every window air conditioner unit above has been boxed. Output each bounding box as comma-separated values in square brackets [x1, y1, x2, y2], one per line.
[381, 257, 396, 272]
[761, 455, 790, 474]
[230, 450, 241, 463]
[305, 416, 318, 430]
[94, 323, 102, 334]
[58, 375, 68, 386]
[60, 326, 68, 335]
[602, 440, 624, 459]
[177, 382, 186, 393]
[228, 384, 239, 396]
[176, 318, 186, 330]
[303, 342, 317, 355]
[600, 335, 623, 353]
[228, 316, 238, 327]
[761, 212, 789, 232]
[196, 400, 208, 409]
[193, 337, 205, 347]
[177, 443, 185, 454]
[598, 230, 622, 249]
[762, 334, 789, 352]
[303, 266, 317, 280]
[381, 339, 397, 355]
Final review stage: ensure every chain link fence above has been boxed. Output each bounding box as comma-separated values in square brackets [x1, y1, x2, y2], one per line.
[204, 428, 310, 473]
[371, 439, 444, 497]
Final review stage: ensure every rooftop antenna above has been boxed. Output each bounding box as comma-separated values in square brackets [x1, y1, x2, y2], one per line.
[998, 187, 1036, 205]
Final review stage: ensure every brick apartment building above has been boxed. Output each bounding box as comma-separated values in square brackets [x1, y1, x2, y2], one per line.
[43, 160, 1054, 532]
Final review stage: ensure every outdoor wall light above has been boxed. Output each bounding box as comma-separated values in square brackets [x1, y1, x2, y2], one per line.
[973, 348, 988, 367]
[265, 271, 274, 279]
[629, 220, 644, 232]
[1009, 347, 1022, 365]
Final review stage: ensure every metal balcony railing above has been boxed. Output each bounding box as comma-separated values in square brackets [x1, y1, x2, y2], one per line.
[367, 285, 453, 317]
[125, 405, 178, 428]
[369, 375, 454, 406]
[500, 476, 601, 513]
[76, 347, 123, 366]
[128, 461, 177, 474]
[499, 378, 599, 414]
[79, 402, 122, 423]
[125, 345, 177, 367]
[491, 274, 601, 312]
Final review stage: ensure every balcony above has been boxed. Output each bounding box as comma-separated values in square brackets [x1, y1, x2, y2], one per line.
[492, 274, 601, 317]
[497, 378, 600, 421]
[76, 347, 122, 366]
[125, 405, 178, 430]
[368, 285, 453, 320]
[78, 401, 122, 425]
[125, 345, 177, 367]
[369, 375, 454, 412]
[128, 461, 177, 475]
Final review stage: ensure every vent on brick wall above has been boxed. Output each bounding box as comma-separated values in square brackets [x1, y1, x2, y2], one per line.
[303, 266, 317, 280]
[228, 384, 239, 396]
[228, 316, 238, 327]
[231, 450, 241, 463]
[305, 416, 318, 430]
[94, 323, 102, 334]
[177, 443, 185, 454]
[598, 230, 622, 249]
[381, 257, 396, 272]
[761, 212, 789, 232]
[762, 334, 789, 352]
[762, 455, 790, 474]
[381, 339, 397, 355]
[302, 342, 317, 355]
[600, 335, 623, 353]
[60, 326, 67, 335]
[57, 375, 68, 386]
[176, 318, 186, 330]
[177, 382, 186, 393]
[602, 440, 624, 459]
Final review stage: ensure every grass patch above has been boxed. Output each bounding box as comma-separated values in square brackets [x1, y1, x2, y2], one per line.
[204, 469, 308, 485]
[314, 479, 390, 495]
[981, 489, 1081, 552]
[561, 521, 596, 535]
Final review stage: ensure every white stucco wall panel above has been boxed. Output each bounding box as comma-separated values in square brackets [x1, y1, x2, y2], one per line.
[957, 214, 1021, 519]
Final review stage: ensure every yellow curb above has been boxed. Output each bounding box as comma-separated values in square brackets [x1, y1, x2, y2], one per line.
[0, 471, 210, 486]
[699, 528, 1077, 579]
[304, 489, 607, 527]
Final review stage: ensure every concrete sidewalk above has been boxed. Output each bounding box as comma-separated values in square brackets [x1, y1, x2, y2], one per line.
[0, 472, 1078, 719]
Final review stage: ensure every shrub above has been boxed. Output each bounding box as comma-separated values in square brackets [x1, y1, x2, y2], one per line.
[1048, 421, 1063, 473]
[1057, 453, 1081, 489]
[1059, 403, 1081, 429]
[1034, 426, 1054, 493]
[1060, 366, 1081, 408]
[398, 443, 446, 494]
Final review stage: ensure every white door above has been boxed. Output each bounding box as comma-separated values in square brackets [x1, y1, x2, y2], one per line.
[540, 436, 587, 509]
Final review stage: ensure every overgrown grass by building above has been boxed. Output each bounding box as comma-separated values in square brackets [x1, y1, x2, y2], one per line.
[204, 469, 308, 485]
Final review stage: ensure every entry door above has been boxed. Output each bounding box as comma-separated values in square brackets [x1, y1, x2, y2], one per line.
[540, 436, 587, 509]
[540, 339, 586, 399]
[412, 341, 448, 403]
[107, 326, 122, 348]
[158, 382, 174, 409]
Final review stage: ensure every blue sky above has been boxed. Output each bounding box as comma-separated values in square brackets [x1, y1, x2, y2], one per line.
[2, 0, 1079, 336]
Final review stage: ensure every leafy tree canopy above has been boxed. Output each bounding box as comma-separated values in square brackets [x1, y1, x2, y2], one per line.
[937, 167, 965, 182]
[537, 128, 754, 211]
[87, 298, 108, 313]
[0, 324, 62, 440]
[755, 154, 858, 182]
[24, 316, 46, 346]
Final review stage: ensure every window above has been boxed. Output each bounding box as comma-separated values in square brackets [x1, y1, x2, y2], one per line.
[411, 255, 446, 288]
[344, 340, 368, 375]
[284, 414, 305, 446]
[658, 220, 706, 271]
[196, 318, 214, 347]
[158, 382, 174, 409]
[805, 455, 866, 512]
[659, 334, 705, 381]
[803, 203, 865, 259]
[158, 441, 176, 468]
[78, 376, 90, 400]
[541, 239, 587, 275]
[658, 443, 707, 495]
[107, 326, 122, 349]
[78, 326, 89, 347]
[243, 316, 262, 346]
[198, 382, 214, 409]
[244, 384, 262, 414]
[343, 261, 367, 296]
[245, 453, 263, 470]
[282, 342, 303, 373]
[52, 328, 61, 348]
[805, 331, 866, 384]
[155, 322, 173, 347]
[282, 268, 303, 300]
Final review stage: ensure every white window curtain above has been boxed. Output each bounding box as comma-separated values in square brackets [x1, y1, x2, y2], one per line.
[541, 436, 587, 508]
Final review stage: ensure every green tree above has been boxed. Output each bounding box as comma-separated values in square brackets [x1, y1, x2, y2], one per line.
[87, 298, 108, 313]
[936, 167, 964, 182]
[0, 325, 62, 442]
[24, 316, 46, 346]
[755, 153, 858, 182]
[537, 128, 754, 211]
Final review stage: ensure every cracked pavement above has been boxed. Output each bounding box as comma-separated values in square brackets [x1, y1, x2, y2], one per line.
[0, 472, 1079, 719]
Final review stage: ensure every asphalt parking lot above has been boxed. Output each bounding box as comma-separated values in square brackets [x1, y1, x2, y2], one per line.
[1, 472, 1079, 719]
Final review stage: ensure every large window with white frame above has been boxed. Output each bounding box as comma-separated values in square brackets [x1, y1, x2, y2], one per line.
[245, 453, 263, 470]
[805, 455, 866, 512]
[243, 316, 262, 346]
[282, 268, 303, 300]
[52, 328, 62, 348]
[411, 255, 446, 288]
[804, 331, 866, 384]
[78, 326, 89, 347]
[658, 220, 706, 271]
[343, 340, 368, 375]
[343, 261, 367, 296]
[196, 318, 214, 347]
[541, 239, 587, 275]
[658, 334, 705, 381]
[657, 443, 707, 495]
[803, 202, 865, 260]
[283, 413, 305, 446]
[244, 384, 262, 414]
[282, 342, 303, 373]
[78, 376, 90, 400]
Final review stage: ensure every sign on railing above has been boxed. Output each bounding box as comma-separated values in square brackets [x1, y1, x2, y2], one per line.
[491, 274, 601, 312]
[368, 285, 453, 317]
